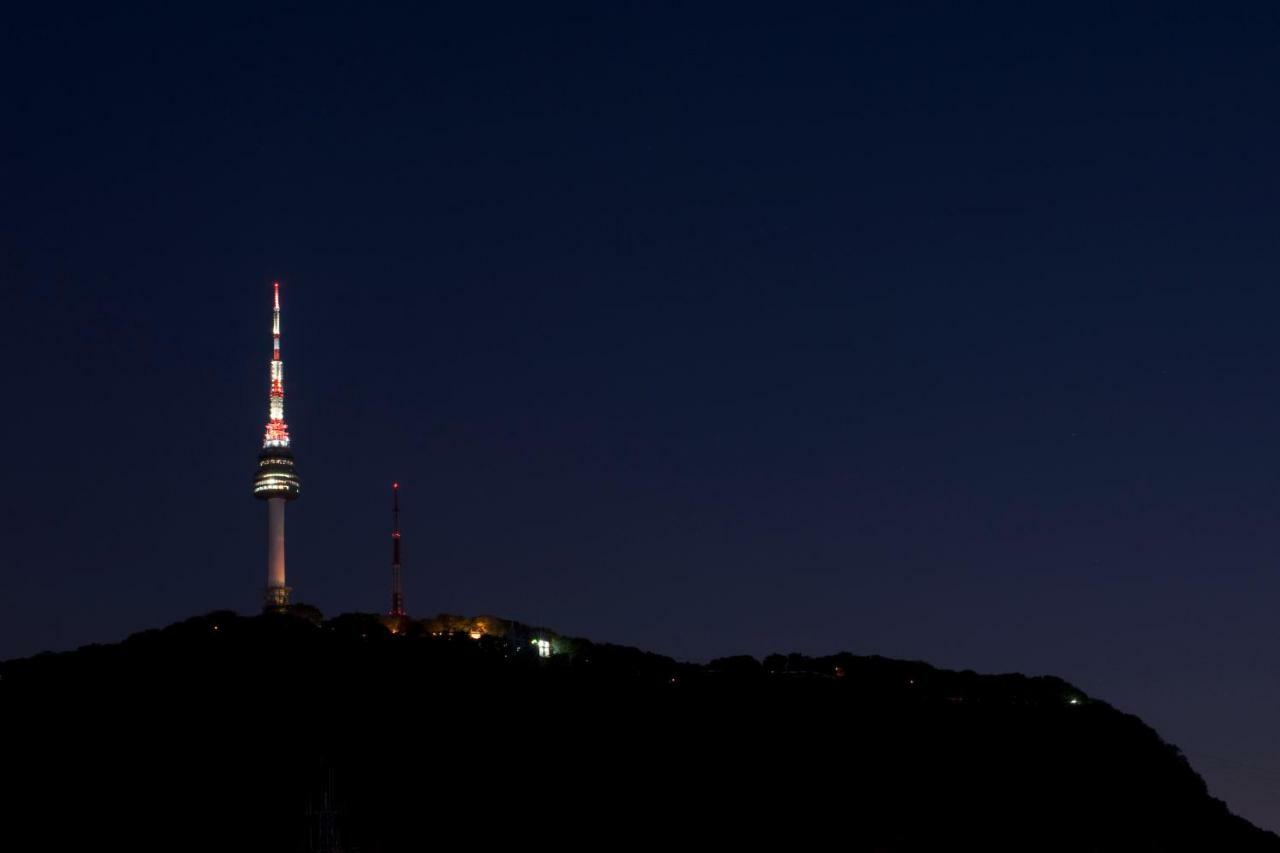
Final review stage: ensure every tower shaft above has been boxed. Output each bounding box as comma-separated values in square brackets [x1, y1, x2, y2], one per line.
[266, 497, 288, 607]
[390, 483, 406, 617]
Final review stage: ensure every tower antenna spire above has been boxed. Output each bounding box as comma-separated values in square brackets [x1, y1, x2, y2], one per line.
[253, 280, 301, 610]
[264, 281, 288, 447]
[390, 482, 406, 618]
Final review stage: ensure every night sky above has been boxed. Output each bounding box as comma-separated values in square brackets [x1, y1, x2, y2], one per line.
[4, 1, 1280, 829]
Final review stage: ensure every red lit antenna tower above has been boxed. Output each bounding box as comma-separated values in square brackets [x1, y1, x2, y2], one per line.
[390, 482, 406, 618]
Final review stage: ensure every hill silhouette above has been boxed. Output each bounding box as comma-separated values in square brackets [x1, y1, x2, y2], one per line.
[1, 608, 1273, 851]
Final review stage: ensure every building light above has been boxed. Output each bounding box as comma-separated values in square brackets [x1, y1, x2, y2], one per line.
[536, 639, 551, 658]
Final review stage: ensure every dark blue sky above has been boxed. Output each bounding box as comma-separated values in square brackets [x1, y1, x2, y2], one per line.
[4, 0, 1280, 829]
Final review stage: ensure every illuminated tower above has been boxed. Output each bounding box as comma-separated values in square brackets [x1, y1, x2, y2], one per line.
[252, 281, 301, 609]
[390, 482, 406, 618]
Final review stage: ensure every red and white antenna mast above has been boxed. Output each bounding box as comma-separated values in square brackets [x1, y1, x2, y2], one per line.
[263, 281, 290, 448]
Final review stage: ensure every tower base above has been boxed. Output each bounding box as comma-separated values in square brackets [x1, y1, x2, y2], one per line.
[263, 585, 292, 611]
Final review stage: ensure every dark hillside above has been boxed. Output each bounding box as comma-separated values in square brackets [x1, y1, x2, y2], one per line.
[1, 609, 1272, 852]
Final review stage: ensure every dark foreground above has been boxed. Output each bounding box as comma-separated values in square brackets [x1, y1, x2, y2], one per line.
[2, 609, 1273, 852]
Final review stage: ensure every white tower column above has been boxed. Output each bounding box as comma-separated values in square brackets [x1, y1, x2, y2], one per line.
[267, 497, 287, 602]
